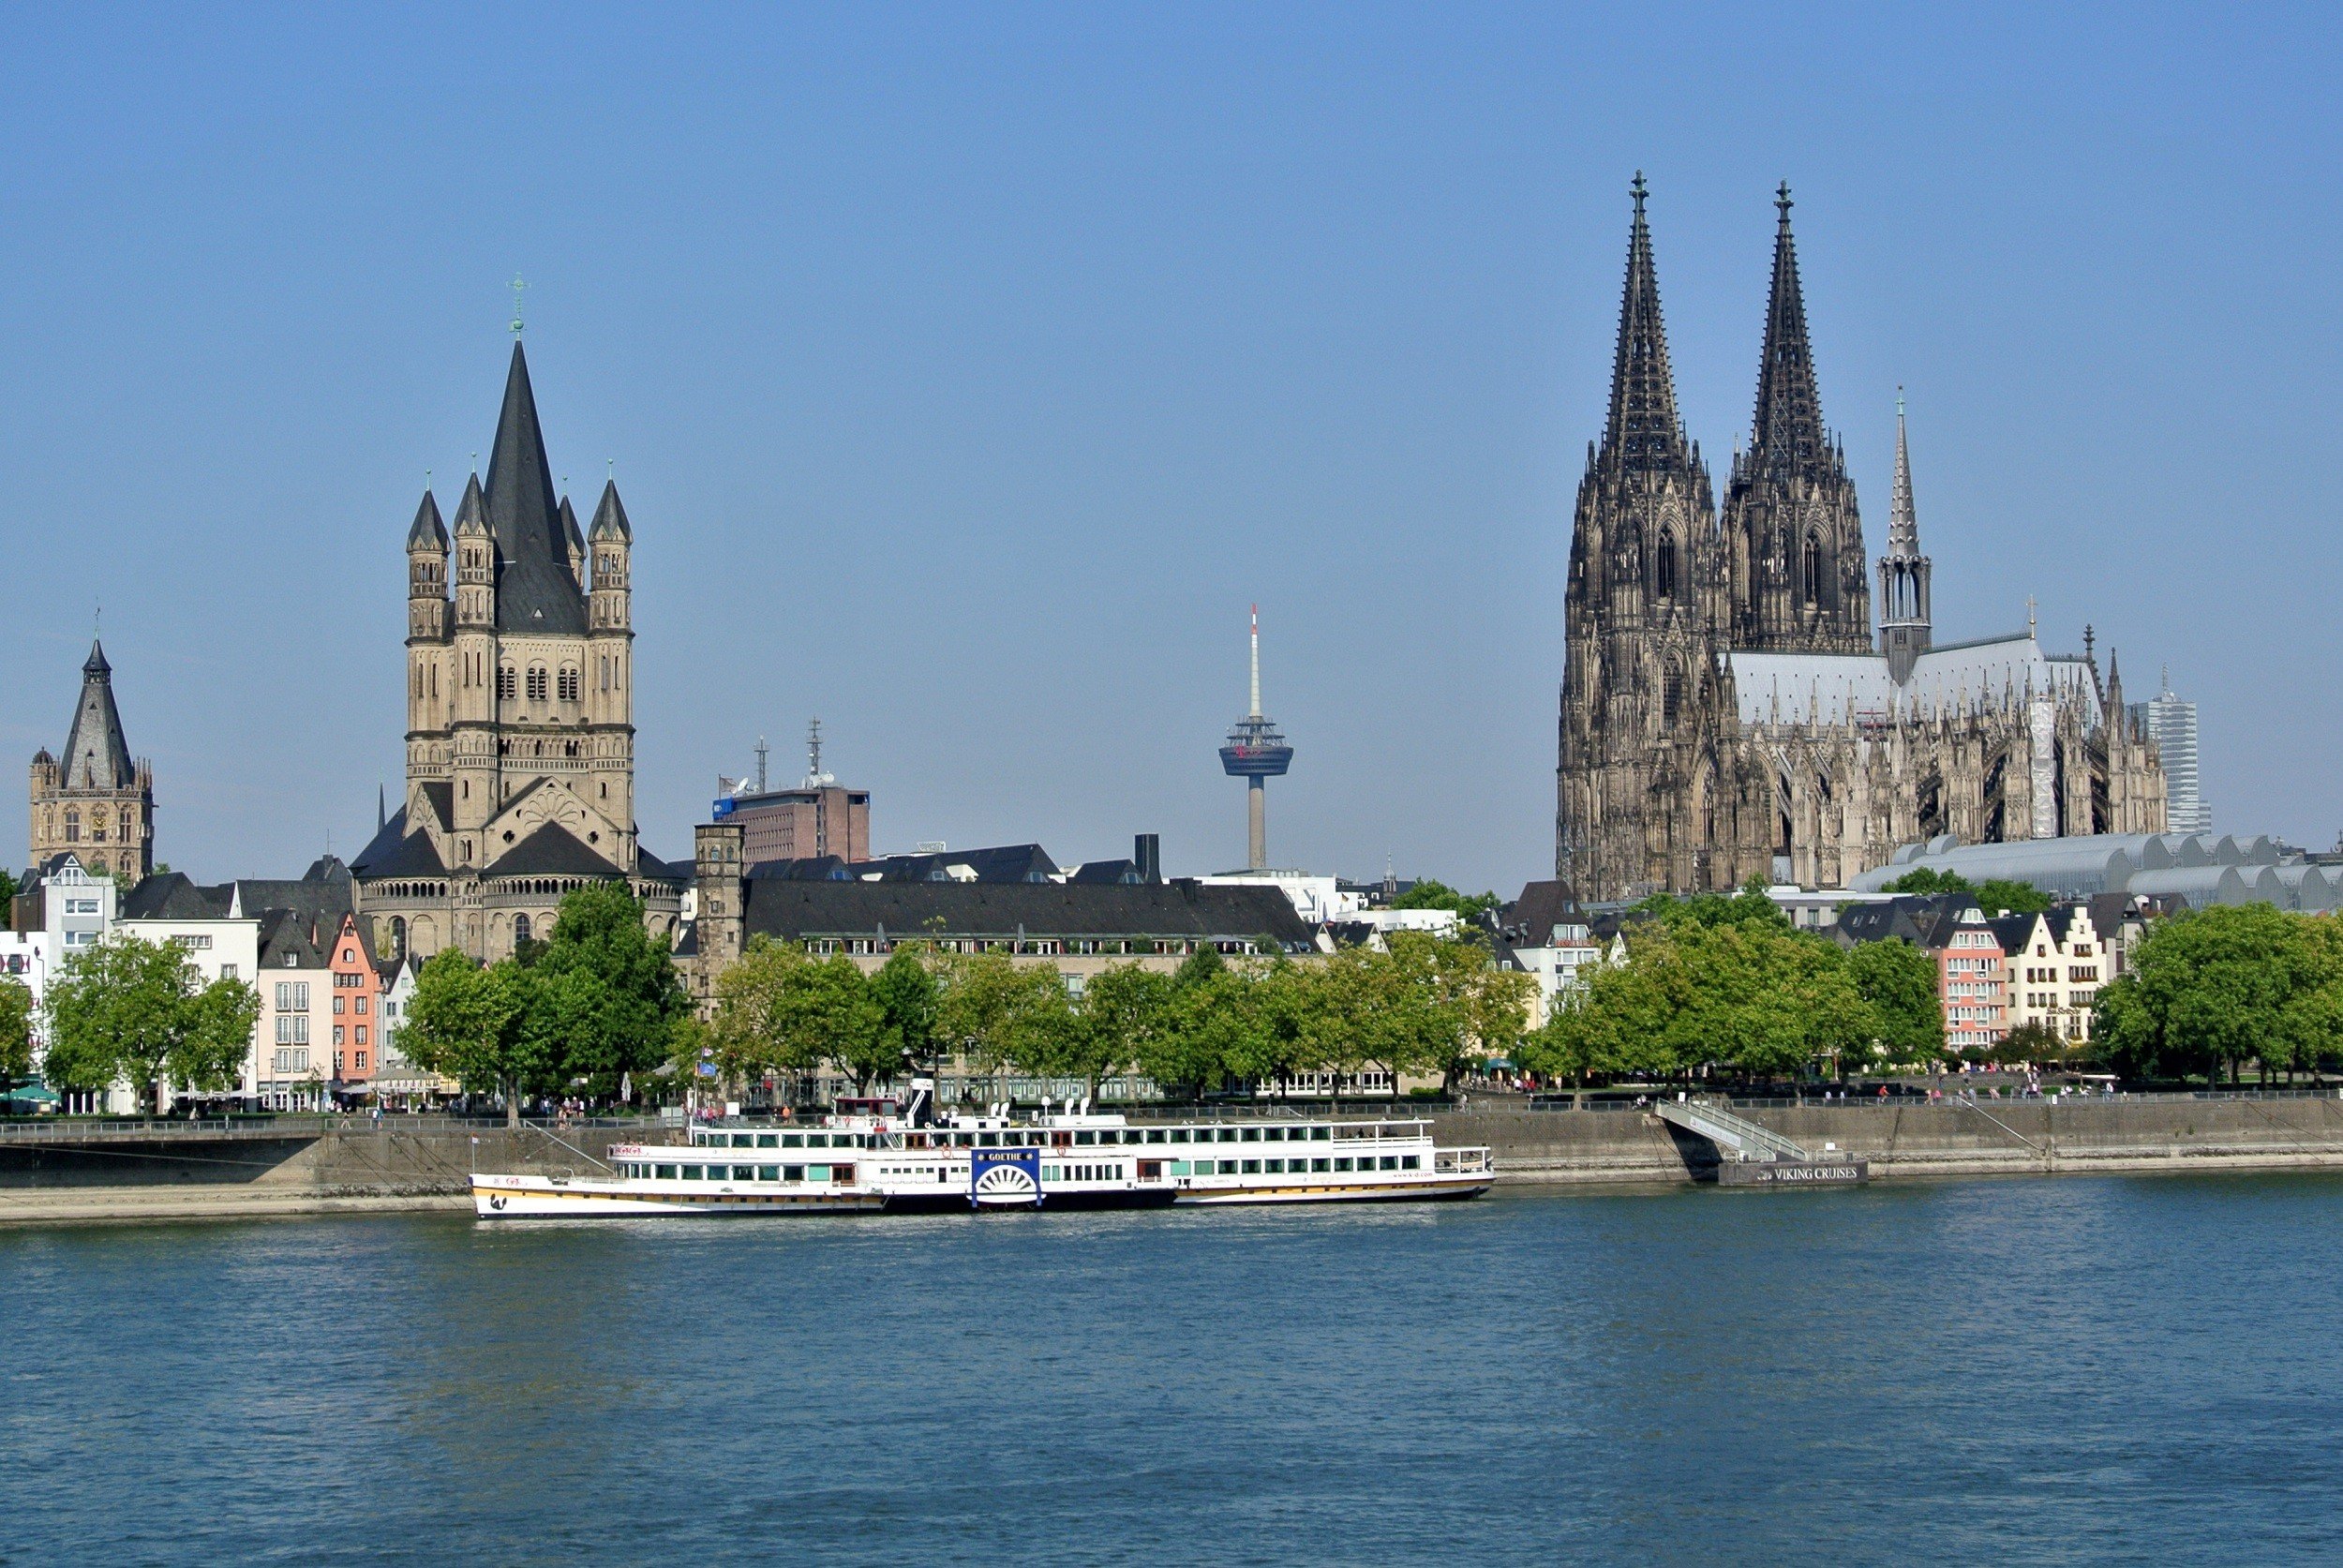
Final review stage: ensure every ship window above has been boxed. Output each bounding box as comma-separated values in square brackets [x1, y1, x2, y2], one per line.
[1242, 1158, 1261, 1174]
[655, 1164, 676, 1179]
[783, 1165, 804, 1182]
[805, 1134, 828, 1148]
[1265, 1158, 1284, 1173]
[1312, 1158, 1330, 1172]
[782, 1134, 803, 1148]
[1335, 1157, 1353, 1172]
[1402, 1155, 1422, 1171]
[1262, 1127, 1283, 1142]
[808, 1165, 831, 1182]
[682, 1166, 704, 1181]
[732, 1134, 753, 1148]
[1380, 1156, 1399, 1171]
[1219, 1159, 1239, 1174]
[1240, 1127, 1261, 1142]
[757, 1134, 778, 1148]
[1074, 1130, 1096, 1145]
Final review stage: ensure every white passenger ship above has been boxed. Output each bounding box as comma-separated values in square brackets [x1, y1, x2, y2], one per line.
[471, 1086, 1494, 1217]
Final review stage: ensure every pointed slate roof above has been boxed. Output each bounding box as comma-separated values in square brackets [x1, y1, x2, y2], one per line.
[482, 342, 588, 635]
[1885, 394, 1919, 558]
[1750, 184, 1828, 473]
[452, 472, 489, 535]
[407, 490, 448, 550]
[61, 640, 137, 791]
[1603, 174, 1690, 475]
[485, 822, 621, 879]
[589, 479, 631, 542]
[559, 495, 584, 559]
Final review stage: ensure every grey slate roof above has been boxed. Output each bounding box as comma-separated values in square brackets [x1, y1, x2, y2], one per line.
[483, 343, 589, 636]
[484, 823, 620, 879]
[739, 879, 1315, 947]
[774, 843, 1061, 885]
[60, 640, 136, 791]
[589, 479, 631, 542]
[349, 808, 448, 879]
[408, 491, 448, 550]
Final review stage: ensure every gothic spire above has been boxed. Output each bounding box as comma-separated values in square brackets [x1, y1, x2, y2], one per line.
[481, 341, 588, 634]
[1885, 389, 1918, 558]
[62, 640, 135, 791]
[407, 489, 448, 551]
[1751, 183, 1827, 470]
[1603, 173, 1689, 473]
[589, 479, 632, 542]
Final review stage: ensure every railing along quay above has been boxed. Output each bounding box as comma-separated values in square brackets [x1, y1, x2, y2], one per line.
[0, 1114, 663, 1143]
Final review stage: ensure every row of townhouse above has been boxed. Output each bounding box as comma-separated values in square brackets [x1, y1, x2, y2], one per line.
[1832, 892, 2146, 1053]
[6, 852, 437, 1113]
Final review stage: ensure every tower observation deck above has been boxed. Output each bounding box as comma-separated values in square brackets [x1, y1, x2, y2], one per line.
[1218, 605, 1293, 871]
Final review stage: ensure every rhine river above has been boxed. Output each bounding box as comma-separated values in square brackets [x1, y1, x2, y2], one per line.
[4, 1175, 2341, 1564]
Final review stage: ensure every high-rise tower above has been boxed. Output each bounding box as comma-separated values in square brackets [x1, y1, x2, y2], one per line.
[1722, 185, 1871, 653]
[1219, 606, 1292, 871]
[1875, 392, 1933, 683]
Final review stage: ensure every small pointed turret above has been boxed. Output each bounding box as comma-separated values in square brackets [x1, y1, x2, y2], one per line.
[1876, 390, 1933, 683]
[559, 496, 585, 588]
[589, 479, 632, 541]
[407, 490, 448, 550]
[452, 473, 489, 536]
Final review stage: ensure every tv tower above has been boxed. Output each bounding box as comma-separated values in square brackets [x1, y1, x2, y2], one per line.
[1218, 605, 1293, 870]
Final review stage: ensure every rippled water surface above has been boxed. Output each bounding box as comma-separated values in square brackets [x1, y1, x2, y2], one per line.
[5, 1175, 2342, 1564]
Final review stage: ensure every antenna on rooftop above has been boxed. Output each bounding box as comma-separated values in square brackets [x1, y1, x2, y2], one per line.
[754, 737, 769, 795]
[802, 719, 834, 788]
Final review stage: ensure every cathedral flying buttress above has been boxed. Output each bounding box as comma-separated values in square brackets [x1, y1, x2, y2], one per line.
[1557, 180, 2163, 902]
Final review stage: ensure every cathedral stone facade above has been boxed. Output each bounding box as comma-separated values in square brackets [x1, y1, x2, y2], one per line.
[28, 640, 154, 888]
[1556, 181, 2164, 902]
[351, 342, 683, 960]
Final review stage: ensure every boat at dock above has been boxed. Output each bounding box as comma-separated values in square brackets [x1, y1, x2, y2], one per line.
[470, 1084, 1494, 1217]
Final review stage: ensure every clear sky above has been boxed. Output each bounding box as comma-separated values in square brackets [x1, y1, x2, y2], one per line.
[3, 4, 2336, 895]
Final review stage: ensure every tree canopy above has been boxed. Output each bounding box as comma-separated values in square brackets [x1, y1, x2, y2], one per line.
[2095, 904, 2343, 1083]
[1391, 879, 1502, 924]
[0, 977, 36, 1090]
[402, 884, 687, 1122]
[43, 935, 260, 1112]
[1881, 867, 2051, 916]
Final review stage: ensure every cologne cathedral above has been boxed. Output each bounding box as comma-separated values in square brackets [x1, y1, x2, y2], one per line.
[1555, 180, 2164, 901]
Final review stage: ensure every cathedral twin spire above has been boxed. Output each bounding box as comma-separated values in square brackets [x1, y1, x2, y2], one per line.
[1602, 174, 1691, 476]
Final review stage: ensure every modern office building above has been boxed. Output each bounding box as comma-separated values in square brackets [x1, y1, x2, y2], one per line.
[2130, 672, 2210, 833]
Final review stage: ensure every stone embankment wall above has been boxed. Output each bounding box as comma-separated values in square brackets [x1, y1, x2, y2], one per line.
[0, 1123, 665, 1224]
[5, 1098, 2343, 1224]
[1435, 1097, 2343, 1185]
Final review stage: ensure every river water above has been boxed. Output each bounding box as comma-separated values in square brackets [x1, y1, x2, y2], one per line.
[4, 1175, 2340, 1564]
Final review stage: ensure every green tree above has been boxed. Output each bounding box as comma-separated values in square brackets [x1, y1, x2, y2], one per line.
[934, 949, 1030, 1078]
[399, 949, 538, 1126]
[1381, 933, 1533, 1093]
[528, 883, 690, 1096]
[0, 977, 33, 1092]
[1881, 867, 2049, 916]
[1843, 938, 1947, 1068]
[2096, 904, 2343, 1083]
[1075, 963, 1172, 1098]
[800, 954, 890, 1092]
[1391, 878, 1502, 924]
[1635, 878, 1793, 933]
[44, 935, 261, 1113]
[871, 943, 942, 1075]
[1993, 1019, 2065, 1066]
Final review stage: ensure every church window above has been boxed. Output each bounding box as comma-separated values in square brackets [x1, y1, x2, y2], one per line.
[64, 810, 79, 843]
[559, 667, 578, 703]
[498, 665, 516, 702]
[528, 666, 548, 704]
[1802, 533, 1823, 605]
[1656, 531, 1678, 601]
[389, 917, 406, 958]
[1663, 669, 1683, 728]
[119, 810, 131, 842]
[514, 915, 532, 947]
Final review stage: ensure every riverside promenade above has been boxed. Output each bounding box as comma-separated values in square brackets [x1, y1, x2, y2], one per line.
[5, 1094, 2343, 1223]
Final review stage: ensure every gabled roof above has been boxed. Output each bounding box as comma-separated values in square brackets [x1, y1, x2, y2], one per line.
[1501, 879, 1585, 946]
[798, 843, 1062, 885]
[483, 342, 588, 635]
[740, 879, 1315, 947]
[119, 872, 230, 920]
[60, 640, 136, 791]
[484, 823, 622, 879]
[349, 808, 449, 879]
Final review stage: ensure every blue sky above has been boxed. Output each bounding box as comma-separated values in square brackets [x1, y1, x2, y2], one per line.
[2, 4, 2336, 893]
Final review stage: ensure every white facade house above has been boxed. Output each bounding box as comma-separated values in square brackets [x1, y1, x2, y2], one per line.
[1512, 924, 1619, 1028]
[253, 911, 335, 1112]
[1997, 903, 2108, 1045]
[113, 909, 262, 1107]
[1197, 872, 1366, 927]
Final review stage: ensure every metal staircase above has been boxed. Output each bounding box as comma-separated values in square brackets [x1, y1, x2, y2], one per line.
[1653, 1098, 1811, 1162]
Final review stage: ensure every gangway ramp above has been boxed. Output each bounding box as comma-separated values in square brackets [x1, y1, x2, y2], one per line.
[1652, 1098, 1867, 1186]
